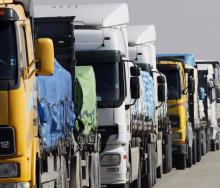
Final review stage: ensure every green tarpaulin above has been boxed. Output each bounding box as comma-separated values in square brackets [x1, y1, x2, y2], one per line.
[75, 66, 97, 136]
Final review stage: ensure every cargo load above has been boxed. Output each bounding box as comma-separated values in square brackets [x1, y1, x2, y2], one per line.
[75, 66, 97, 136]
[37, 60, 75, 150]
[157, 54, 196, 67]
[132, 71, 155, 123]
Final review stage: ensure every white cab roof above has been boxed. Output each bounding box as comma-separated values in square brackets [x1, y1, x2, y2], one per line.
[0, 0, 12, 4]
[33, 3, 129, 27]
[128, 25, 156, 45]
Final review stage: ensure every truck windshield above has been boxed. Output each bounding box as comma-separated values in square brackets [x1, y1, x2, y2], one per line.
[0, 22, 17, 80]
[76, 51, 125, 108]
[161, 70, 181, 99]
[92, 63, 120, 102]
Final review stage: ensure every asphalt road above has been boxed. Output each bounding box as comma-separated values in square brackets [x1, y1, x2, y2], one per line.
[154, 151, 220, 188]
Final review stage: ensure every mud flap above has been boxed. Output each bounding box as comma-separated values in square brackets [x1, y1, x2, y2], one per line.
[187, 123, 194, 148]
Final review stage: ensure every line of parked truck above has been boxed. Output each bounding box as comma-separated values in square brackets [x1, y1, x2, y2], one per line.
[0, 1, 219, 188]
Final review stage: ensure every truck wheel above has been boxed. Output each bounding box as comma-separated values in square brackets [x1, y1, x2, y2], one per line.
[216, 137, 220, 150]
[187, 147, 192, 168]
[107, 183, 130, 188]
[201, 130, 207, 156]
[196, 132, 202, 162]
[146, 144, 152, 188]
[163, 134, 172, 174]
[151, 144, 156, 186]
[211, 140, 216, 151]
[192, 136, 197, 165]
[141, 159, 151, 188]
[175, 154, 186, 170]
[36, 157, 42, 188]
[206, 128, 211, 153]
[216, 142, 220, 150]
[131, 156, 141, 188]
[156, 165, 162, 179]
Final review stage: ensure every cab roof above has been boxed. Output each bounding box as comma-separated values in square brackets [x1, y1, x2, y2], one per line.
[128, 25, 156, 46]
[0, 0, 13, 4]
[33, 3, 129, 28]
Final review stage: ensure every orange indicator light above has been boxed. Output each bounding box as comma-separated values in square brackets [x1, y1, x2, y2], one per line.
[0, 9, 4, 16]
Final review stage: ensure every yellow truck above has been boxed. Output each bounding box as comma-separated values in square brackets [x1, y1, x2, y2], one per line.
[0, 0, 54, 187]
[157, 54, 203, 169]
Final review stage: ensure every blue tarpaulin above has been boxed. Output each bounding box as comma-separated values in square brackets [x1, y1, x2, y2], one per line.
[157, 54, 196, 67]
[36, 60, 75, 150]
[132, 71, 155, 122]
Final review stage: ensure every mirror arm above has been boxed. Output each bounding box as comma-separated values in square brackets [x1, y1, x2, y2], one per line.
[156, 100, 164, 110]
[125, 99, 137, 110]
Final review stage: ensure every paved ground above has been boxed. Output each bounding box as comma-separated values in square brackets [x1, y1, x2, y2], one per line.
[154, 151, 220, 188]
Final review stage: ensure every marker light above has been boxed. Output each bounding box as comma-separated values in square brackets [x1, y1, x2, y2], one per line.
[0, 9, 4, 16]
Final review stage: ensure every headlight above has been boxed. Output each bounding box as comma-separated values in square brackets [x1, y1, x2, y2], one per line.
[101, 154, 121, 166]
[0, 182, 30, 188]
[0, 163, 19, 178]
[172, 132, 182, 140]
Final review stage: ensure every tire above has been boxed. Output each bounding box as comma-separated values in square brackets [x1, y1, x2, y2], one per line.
[216, 142, 220, 150]
[146, 144, 152, 188]
[211, 140, 216, 152]
[36, 157, 42, 188]
[163, 134, 172, 174]
[192, 135, 197, 165]
[201, 130, 207, 156]
[156, 165, 162, 179]
[187, 147, 192, 168]
[131, 158, 141, 188]
[107, 183, 130, 188]
[151, 144, 156, 186]
[206, 128, 211, 153]
[175, 154, 186, 170]
[196, 132, 202, 162]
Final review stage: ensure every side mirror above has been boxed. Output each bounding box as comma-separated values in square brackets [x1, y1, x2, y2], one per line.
[130, 77, 140, 99]
[216, 87, 220, 103]
[158, 84, 166, 102]
[157, 75, 166, 84]
[130, 66, 140, 76]
[189, 77, 195, 93]
[35, 38, 54, 75]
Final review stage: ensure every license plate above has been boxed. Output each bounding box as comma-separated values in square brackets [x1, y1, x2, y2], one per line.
[0, 127, 15, 156]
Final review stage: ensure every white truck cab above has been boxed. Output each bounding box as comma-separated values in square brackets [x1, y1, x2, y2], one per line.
[73, 4, 141, 187]
[128, 25, 171, 184]
[197, 62, 220, 151]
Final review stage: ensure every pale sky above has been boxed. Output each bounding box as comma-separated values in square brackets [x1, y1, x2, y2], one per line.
[35, 0, 220, 60]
